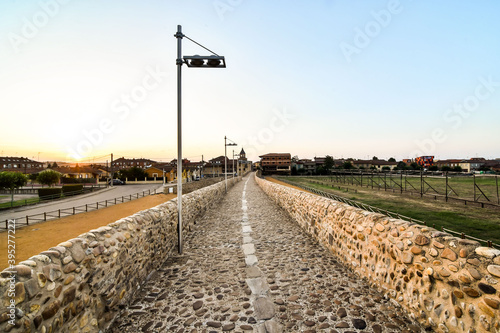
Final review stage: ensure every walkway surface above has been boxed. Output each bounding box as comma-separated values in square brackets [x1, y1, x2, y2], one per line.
[109, 175, 423, 332]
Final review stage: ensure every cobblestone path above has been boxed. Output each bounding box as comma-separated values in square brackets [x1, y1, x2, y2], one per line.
[109, 174, 424, 332]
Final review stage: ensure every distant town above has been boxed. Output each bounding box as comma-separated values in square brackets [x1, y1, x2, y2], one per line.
[1, 151, 499, 184]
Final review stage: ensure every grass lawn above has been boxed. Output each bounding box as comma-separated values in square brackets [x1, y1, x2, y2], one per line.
[277, 176, 500, 246]
[0, 197, 40, 209]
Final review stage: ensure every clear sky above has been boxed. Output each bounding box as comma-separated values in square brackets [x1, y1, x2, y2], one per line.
[1, 0, 499, 163]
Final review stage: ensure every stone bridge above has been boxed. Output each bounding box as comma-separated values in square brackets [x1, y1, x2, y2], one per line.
[1, 173, 499, 332]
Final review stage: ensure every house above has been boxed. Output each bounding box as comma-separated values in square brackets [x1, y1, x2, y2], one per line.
[0, 156, 44, 172]
[52, 166, 102, 179]
[145, 164, 176, 182]
[298, 159, 316, 174]
[352, 160, 398, 171]
[112, 157, 156, 170]
[484, 159, 500, 172]
[259, 153, 291, 175]
[434, 159, 462, 169]
[459, 158, 486, 172]
[415, 156, 434, 168]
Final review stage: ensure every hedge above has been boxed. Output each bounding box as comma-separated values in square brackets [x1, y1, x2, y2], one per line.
[62, 184, 84, 195]
[38, 188, 62, 199]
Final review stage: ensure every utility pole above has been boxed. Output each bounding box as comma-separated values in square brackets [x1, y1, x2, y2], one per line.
[110, 153, 114, 187]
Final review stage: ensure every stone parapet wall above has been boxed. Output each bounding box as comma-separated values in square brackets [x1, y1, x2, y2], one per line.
[0, 178, 239, 332]
[256, 176, 500, 332]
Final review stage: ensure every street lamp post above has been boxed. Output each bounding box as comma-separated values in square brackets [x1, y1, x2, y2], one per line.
[224, 136, 237, 193]
[175, 25, 226, 254]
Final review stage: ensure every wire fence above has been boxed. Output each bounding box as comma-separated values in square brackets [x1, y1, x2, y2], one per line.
[303, 171, 500, 209]
[275, 177, 500, 249]
[3, 188, 160, 229]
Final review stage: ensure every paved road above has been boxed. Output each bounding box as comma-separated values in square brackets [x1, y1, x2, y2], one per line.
[109, 174, 423, 332]
[0, 184, 166, 226]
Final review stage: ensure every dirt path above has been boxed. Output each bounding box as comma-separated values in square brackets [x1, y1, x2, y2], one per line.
[0, 194, 175, 271]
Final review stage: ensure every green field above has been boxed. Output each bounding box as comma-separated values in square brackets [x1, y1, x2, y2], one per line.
[277, 176, 500, 246]
[320, 173, 499, 204]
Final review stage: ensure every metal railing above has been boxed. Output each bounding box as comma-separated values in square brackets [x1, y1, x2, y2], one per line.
[275, 177, 500, 249]
[0, 186, 106, 210]
[3, 188, 159, 229]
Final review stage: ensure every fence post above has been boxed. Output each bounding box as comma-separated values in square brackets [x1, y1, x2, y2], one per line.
[445, 172, 448, 202]
[473, 174, 476, 202]
[496, 175, 499, 205]
[420, 171, 423, 198]
[44, 212, 46, 221]
[26, 216, 29, 225]
[73, 207, 75, 215]
[96, 202, 99, 209]
[85, 204, 88, 212]
[58, 209, 61, 218]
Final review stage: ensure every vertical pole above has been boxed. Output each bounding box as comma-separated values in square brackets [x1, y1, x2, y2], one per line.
[400, 172, 402, 194]
[496, 175, 499, 205]
[473, 174, 476, 202]
[176, 24, 183, 254]
[420, 170, 423, 198]
[225, 136, 227, 193]
[110, 154, 114, 187]
[445, 172, 448, 202]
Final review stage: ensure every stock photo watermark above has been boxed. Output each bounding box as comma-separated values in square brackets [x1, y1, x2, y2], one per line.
[66, 65, 167, 160]
[8, 0, 72, 53]
[339, 0, 404, 63]
[239, 107, 296, 159]
[6, 219, 17, 325]
[411, 75, 499, 157]
[213, 0, 244, 21]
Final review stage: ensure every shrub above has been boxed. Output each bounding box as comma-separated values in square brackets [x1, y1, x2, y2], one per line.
[38, 188, 62, 199]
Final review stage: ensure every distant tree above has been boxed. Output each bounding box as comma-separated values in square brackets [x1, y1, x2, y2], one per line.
[452, 166, 463, 172]
[291, 165, 298, 176]
[342, 161, 354, 170]
[381, 166, 391, 172]
[315, 166, 326, 175]
[428, 165, 439, 171]
[410, 162, 422, 170]
[52, 162, 59, 168]
[370, 166, 377, 170]
[37, 170, 60, 187]
[372, 156, 379, 160]
[396, 161, 407, 170]
[28, 173, 38, 183]
[47, 163, 52, 168]
[441, 166, 452, 172]
[118, 167, 148, 180]
[324, 155, 334, 174]
[0, 171, 28, 203]
[479, 165, 491, 172]
[388, 157, 396, 162]
[291, 155, 299, 163]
